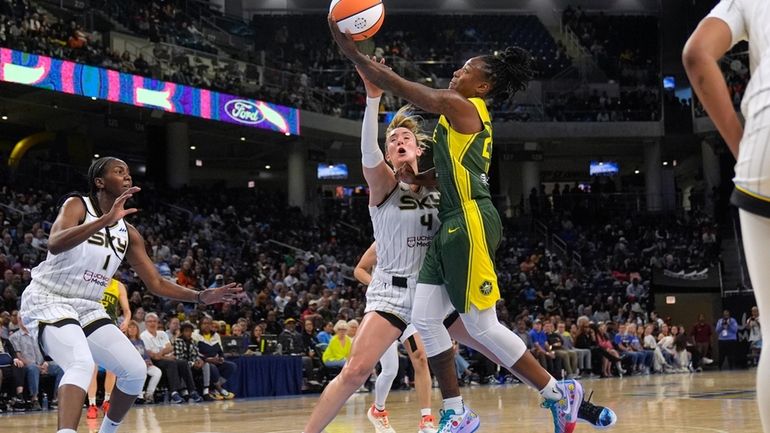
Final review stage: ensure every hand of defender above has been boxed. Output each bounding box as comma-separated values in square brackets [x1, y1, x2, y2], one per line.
[200, 283, 243, 305]
[396, 163, 417, 184]
[103, 186, 140, 225]
[328, 14, 360, 61]
[356, 56, 385, 98]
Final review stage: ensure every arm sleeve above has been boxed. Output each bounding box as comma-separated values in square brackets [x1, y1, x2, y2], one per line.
[361, 96, 384, 168]
[707, 0, 748, 47]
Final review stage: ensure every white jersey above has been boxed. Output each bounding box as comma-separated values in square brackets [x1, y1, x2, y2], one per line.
[30, 195, 129, 302]
[368, 182, 440, 279]
[708, 0, 770, 196]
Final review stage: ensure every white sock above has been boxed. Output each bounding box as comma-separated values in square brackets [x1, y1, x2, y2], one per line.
[539, 377, 563, 401]
[89, 397, 97, 406]
[203, 387, 209, 395]
[421, 408, 432, 417]
[443, 396, 463, 414]
[104, 392, 111, 402]
[99, 415, 122, 433]
[58, 430, 77, 433]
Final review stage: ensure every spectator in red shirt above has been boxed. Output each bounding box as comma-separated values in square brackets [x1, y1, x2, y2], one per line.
[691, 313, 713, 359]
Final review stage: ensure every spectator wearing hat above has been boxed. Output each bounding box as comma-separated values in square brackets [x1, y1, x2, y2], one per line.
[209, 274, 225, 289]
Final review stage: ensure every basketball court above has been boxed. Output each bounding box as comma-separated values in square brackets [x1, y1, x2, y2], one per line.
[2, 370, 759, 433]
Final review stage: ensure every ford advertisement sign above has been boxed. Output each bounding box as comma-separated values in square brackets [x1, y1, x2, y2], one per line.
[0, 48, 300, 135]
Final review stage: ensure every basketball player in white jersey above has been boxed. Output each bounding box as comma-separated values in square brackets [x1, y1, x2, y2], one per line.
[354, 242, 435, 433]
[302, 59, 438, 433]
[19, 157, 241, 433]
[685, 2, 770, 431]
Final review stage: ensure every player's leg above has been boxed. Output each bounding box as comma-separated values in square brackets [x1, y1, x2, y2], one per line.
[86, 320, 147, 433]
[370, 341, 399, 433]
[102, 371, 116, 413]
[40, 321, 97, 433]
[402, 327, 436, 433]
[87, 366, 99, 418]
[738, 208, 770, 432]
[415, 224, 470, 405]
[303, 311, 402, 433]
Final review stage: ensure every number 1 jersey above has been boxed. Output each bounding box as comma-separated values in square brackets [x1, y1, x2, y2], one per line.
[31, 196, 129, 302]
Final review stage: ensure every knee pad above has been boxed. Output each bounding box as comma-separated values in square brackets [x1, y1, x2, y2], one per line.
[460, 306, 527, 367]
[60, 357, 95, 391]
[116, 352, 148, 396]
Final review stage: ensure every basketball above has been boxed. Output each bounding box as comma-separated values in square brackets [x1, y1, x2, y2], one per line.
[329, 0, 384, 41]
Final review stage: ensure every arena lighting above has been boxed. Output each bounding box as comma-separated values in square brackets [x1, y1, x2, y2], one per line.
[93, 153, 100, 158]
[240, 137, 246, 141]
[189, 145, 196, 150]
[265, 165, 271, 169]
[0, 114, 6, 120]
[634, 169, 640, 174]
[663, 161, 669, 166]
[195, 159, 203, 167]
[0, 48, 300, 136]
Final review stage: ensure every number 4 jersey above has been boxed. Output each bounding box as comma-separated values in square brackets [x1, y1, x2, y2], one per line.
[369, 183, 440, 279]
[30, 196, 129, 302]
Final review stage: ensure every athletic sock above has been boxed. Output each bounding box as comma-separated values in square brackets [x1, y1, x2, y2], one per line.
[104, 393, 111, 402]
[58, 430, 77, 433]
[99, 415, 122, 433]
[374, 402, 386, 412]
[203, 387, 209, 395]
[89, 397, 97, 406]
[421, 408, 432, 417]
[443, 396, 463, 414]
[539, 377, 563, 401]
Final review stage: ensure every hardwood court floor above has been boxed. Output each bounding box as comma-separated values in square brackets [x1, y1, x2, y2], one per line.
[3, 370, 760, 433]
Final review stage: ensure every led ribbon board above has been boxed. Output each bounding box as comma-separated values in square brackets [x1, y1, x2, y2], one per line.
[0, 48, 300, 135]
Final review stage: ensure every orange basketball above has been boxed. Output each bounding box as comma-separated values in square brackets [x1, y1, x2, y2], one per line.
[329, 0, 385, 42]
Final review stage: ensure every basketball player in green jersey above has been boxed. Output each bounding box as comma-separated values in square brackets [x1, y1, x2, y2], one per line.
[329, 17, 616, 433]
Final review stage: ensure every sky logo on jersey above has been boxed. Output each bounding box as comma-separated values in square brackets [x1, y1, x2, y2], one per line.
[407, 235, 433, 248]
[83, 270, 110, 287]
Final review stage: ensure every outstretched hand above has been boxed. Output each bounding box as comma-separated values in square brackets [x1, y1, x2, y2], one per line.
[328, 14, 361, 62]
[103, 187, 140, 225]
[356, 56, 385, 98]
[199, 283, 243, 305]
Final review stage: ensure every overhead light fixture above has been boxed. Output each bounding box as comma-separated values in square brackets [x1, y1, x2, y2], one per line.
[1, 114, 7, 120]
[265, 165, 271, 170]
[634, 169, 640, 174]
[662, 161, 668, 166]
[93, 154, 100, 158]
[189, 145, 196, 150]
[240, 137, 246, 141]
[248, 180, 255, 188]
[195, 159, 203, 167]
[91, 96, 97, 101]
[598, 161, 604, 166]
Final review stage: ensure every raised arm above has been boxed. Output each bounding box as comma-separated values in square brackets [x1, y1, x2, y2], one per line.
[353, 242, 377, 286]
[125, 224, 241, 304]
[47, 188, 139, 255]
[683, 18, 742, 157]
[357, 57, 398, 205]
[329, 16, 480, 134]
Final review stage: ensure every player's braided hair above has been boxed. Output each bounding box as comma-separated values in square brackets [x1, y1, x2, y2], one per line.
[480, 46, 535, 103]
[385, 105, 432, 152]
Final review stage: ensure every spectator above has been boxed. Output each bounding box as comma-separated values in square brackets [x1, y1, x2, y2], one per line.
[322, 320, 352, 368]
[166, 317, 181, 344]
[746, 306, 761, 367]
[596, 323, 623, 377]
[529, 320, 558, 375]
[559, 321, 591, 376]
[0, 336, 27, 411]
[691, 313, 713, 361]
[175, 322, 222, 401]
[193, 317, 236, 399]
[9, 325, 64, 410]
[316, 321, 334, 346]
[546, 321, 579, 379]
[716, 310, 739, 370]
[141, 313, 201, 403]
[347, 319, 359, 339]
[126, 321, 162, 404]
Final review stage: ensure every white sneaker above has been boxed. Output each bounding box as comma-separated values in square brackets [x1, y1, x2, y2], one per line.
[702, 357, 714, 365]
[367, 405, 397, 433]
